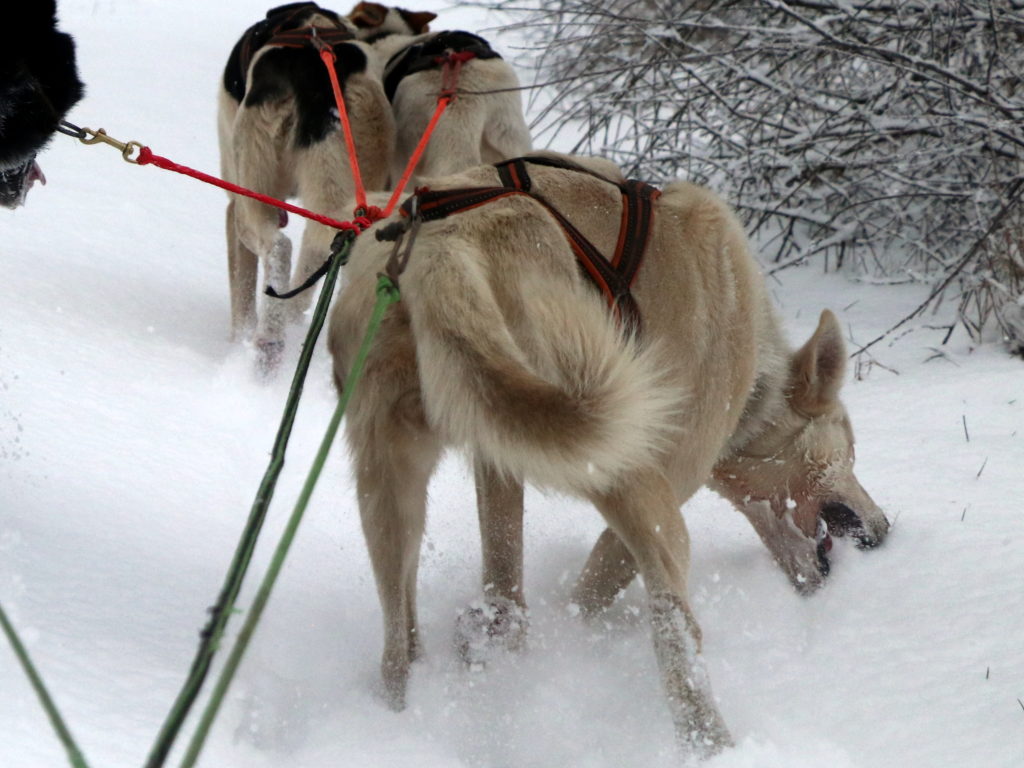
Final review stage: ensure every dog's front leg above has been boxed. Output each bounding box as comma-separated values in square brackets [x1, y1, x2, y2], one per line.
[455, 457, 529, 665]
[475, 457, 524, 607]
[589, 469, 732, 759]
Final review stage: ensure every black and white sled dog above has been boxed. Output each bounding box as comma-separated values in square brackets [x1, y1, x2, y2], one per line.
[347, 2, 532, 185]
[0, 0, 83, 208]
[217, 2, 394, 373]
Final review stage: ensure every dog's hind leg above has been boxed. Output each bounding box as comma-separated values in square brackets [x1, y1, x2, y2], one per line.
[232, 164, 294, 372]
[475, 458, 525, 607]
[240, 203, 292, 374]
[348, 369, 441, 710]
[571, 527, 638, 617]
[589, 469, 732, 758]
[456, 458, 528, 665]
[228, 98, 299, 372]
[225, 198, 258, 340]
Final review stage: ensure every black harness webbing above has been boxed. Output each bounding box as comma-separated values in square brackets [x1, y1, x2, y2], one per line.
[224, 3, 352, 102]
[397, 157, 661, 333]
[383, 30, 501, 102]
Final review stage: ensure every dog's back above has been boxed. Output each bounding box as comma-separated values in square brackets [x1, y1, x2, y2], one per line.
[345, 4, 532, 185]
[218, 4, 364, 175]
[332, 159, 762, 493]
[384, 30, 531, 182]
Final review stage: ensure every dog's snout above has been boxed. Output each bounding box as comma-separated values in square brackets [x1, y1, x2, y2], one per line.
[821, 501, 861, 534]
[821, 501, 886, 549]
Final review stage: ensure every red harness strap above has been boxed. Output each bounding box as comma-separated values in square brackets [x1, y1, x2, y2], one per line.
[401, 157, 661, 333]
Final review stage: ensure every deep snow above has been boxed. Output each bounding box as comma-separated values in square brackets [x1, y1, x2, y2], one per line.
[2, 2, 1023, 767]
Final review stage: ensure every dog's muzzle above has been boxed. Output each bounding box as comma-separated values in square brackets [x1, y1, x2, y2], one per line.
[0, 155, 46, 208]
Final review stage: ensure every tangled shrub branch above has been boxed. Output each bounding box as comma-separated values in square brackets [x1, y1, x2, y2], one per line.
[482, 0, 1024, 352]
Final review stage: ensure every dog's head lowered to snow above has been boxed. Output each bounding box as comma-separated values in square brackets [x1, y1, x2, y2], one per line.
[711, 309, 890, 593]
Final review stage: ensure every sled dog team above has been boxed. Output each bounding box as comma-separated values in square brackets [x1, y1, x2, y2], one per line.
[9, 1, 890, 759]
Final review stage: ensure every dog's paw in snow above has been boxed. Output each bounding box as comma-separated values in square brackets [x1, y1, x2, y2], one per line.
[454, 596, 528, 667]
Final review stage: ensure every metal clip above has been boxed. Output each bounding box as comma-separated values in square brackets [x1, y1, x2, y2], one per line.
[78, 127, 144, 164]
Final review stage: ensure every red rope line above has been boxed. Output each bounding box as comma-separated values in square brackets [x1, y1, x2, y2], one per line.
[136, 147, 372, 232]
[381, 52, 472, 217]
[133, 51, 472, 232]
[382, 96, 452, 217]
[318, 47, 372, 217]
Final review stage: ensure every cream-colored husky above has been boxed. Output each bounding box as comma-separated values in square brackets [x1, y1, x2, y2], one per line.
[347, 2, 532, 186]
[327, 154, 889, 758]
[217, 3, 394, 373]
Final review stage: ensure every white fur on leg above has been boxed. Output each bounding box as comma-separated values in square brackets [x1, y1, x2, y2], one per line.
[649, 594, 732, 759]
[252, 234, 293, 376]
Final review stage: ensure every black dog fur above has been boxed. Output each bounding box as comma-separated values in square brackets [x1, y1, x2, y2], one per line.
[0, 0, 84, 207]
[223, 3, 368, 149]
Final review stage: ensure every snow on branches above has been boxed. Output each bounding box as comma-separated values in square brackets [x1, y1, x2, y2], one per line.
[487, 0, 1024, 353]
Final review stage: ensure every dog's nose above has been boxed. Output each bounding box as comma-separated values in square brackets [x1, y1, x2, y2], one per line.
[821, 501, 881, 549]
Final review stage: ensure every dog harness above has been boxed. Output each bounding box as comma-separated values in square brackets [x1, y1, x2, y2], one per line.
[383, 31, 502, 102]
[224, 2, 354, 103]
[389, 156, 661, 332]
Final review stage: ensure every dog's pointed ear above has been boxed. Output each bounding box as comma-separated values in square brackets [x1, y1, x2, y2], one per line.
[348, 1, 388, 28]
[399, 9, 438, 33]
[788, 309, 847, 416]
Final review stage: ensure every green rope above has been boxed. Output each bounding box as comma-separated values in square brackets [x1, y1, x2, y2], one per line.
[145, 232, 355, 768]
[0, 601, 91, 768]
[178, 275, 401, 768]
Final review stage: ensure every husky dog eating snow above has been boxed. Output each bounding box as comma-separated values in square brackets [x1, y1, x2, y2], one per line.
[327, 153, 889, 758]
[0, 0, 83, 208]
[217, 2, 394, 373]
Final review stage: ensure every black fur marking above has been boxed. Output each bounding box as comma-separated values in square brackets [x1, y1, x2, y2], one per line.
[0, 0, 84, 205]
[244, 43, 368, 148]
[821, 501, 877, 548]
[383, 30, 500, 103]
[222, 2, 347, 104]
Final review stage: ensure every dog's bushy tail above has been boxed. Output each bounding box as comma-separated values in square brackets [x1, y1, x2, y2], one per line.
[406, 237, 682, 493]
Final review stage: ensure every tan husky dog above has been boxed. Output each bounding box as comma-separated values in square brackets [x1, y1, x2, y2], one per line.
[218, 3, 394, 372]
[327, 155, 889, 757]
[347, 2, 532, 185]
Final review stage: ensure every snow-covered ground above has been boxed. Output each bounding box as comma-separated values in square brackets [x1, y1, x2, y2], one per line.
[2, 2, 1022, 767]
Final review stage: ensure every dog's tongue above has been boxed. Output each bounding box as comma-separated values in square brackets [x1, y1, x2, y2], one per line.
[28, 160, 47, 187]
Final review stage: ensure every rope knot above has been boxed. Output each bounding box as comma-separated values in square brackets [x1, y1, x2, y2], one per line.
[438, 51, 474, 99]
[316, 41, 337, 61]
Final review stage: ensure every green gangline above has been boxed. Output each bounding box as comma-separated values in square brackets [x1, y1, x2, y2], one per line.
[0, 601, 91, 768]
[145, 233, 354, 768]
[178, 275, 401, 768]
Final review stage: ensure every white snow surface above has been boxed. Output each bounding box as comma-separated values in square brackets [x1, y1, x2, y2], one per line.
[2, 2, 1023, 767]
